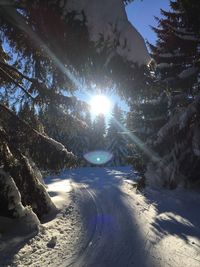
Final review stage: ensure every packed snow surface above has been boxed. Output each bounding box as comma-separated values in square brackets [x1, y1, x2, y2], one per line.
[1, 166, 200, 266]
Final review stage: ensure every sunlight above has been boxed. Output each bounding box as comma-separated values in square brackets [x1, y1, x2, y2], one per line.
[90, 95, 111, 115]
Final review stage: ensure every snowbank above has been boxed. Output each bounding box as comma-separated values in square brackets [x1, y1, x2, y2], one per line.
[0, 169, 40, 230]
[0, 171, 84, 267]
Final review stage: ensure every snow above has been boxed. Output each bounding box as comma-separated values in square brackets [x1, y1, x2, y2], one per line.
[159, 51, 184, 58]
[1, 166, 200, 266]
[178, 67, 198, 79]
[0, 171, 84, 267]
[45, 175, 73, 210]
[179, 94, 200, 130]
[157, 109, 182, 141]
[159, 52, 174, 58]
[192, 127, 200, 156]
[157, 94, 200, 141]
[157, 62, 172, 69]
[123, 180, 200, 267]
[44, 135, 72, 154]
[175, 32, 200, 41]
[0, 169, 40, 226]
[164, 23, 200, 41]
[0, 169, 23, 214]
[63, 0, 151, 66]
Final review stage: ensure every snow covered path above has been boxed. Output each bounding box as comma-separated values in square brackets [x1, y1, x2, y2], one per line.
[62, 167, 200, 267]
[62, 167, 152, 267]
[1, 166, 200, 267]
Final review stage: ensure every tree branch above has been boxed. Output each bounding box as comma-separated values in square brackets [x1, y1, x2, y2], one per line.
[0, 60, 34, 84]
[0, 65, 35, 100]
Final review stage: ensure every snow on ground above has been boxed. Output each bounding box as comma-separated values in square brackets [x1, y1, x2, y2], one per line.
[0, 174, 85, 267]
[122, 177, 200, 267]
[1, 166, 200, 266]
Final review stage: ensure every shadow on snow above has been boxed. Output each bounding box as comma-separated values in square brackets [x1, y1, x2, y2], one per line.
[65, 166, 155, 267]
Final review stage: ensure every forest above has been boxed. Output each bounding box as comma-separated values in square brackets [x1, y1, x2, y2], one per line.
[0, 0, 200, 266]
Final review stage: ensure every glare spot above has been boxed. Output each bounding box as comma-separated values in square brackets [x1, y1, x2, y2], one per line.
[90, 95, 111, 115]
[84, 150, 113, 165]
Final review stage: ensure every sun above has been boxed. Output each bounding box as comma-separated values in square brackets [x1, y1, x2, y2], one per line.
[90, 95, 111, 115]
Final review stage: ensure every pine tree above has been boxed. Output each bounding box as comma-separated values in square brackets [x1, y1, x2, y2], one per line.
[127, 93, 168, 143]
[84, 111, 92, 129]
[180, 0, 200, 33]
[92, 114, 106, 150]
[148, 0, 200, 97]
[107, 104, 128, 166]
[69, 131, 90, 164]
[0, 104, 76, 222]
[144, 1, 200, 188]
[0, 0, 150, 223]
[39, 102, 91, 159]
[18, 102, 43, 132]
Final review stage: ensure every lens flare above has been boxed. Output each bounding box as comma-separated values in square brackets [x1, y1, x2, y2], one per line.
[84, 150, 113, 165]
[90, 95, 111, 115]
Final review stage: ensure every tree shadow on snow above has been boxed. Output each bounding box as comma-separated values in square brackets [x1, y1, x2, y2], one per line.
[143, 188, 200, 246]
[0, 229, 37, 266]
[67, 166, 157, 267]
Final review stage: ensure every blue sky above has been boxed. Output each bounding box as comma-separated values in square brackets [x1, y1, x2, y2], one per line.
[126, 0, 170, 45]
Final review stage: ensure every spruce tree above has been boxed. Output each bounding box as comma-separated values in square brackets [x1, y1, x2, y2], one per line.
[107, 104, 128, 166]
[127, 93, 168, 143]
[148, 0, 200, 97]
[0, 0, 150, 223]
[145, 1, 200, 188]
[179, 0, 200, 33]
[92, 114, 106, 150]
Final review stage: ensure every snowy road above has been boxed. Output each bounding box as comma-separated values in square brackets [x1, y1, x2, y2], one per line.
[62, 167, 200, 267]
[62, 167, 157, 267]
[3, 167, 200, 267]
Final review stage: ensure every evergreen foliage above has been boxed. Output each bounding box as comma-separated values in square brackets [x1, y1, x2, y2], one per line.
[179, 0, 200, 33]
[127, 93, 168, 143]
[146, 94, 200, 189]
[0, 104, 76, 221]
[107, 104, 128, 166]
[92, 114, 106, 150]
[148, 0, 200, 97]
[0, 0, 152, 224]
[144, 1, 200, 188]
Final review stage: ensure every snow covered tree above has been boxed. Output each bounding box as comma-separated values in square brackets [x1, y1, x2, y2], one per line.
[0, 104, 76, 225]
[145, 94, 200, 188]
[148, 0, 200, 98]
[127, 92, 168, 143]
[18, 102, 44, 133]
[0, 0, 150, 103]
[92, 114, 106, 150]
[107, 104, 128, 166]
[124, 0, 134, 5]
[144, 1, 200, 189]
[84, 111, 93, 129]
[0, 0, 150, 224]
[38, 100, 92, 165]
[180, 0, 200, 33]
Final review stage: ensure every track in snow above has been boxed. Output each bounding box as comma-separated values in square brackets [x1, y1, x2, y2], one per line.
[62, 167, 154, 267]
